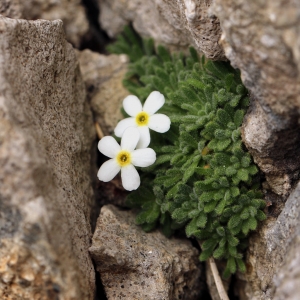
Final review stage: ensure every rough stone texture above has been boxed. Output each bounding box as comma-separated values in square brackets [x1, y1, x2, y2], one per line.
[0, 0, 89, 48]
[235, 182, 300, 300]
[78, 49, 129, 136]
[0, 0, 22, 18]
[273, 234, 300, 300]
[0, 16, 95, 299]
[89, 204, 202, 300]
[99, 0, 225, 60]
[213, 0, 300, 196]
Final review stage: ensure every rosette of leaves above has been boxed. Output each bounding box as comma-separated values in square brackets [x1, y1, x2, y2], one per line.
[108, 26, 266, 278]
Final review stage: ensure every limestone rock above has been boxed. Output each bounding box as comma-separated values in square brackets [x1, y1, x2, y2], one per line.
[0, 16, 95, 299]
[213, 0, 300, 196]
[99, 0, 225, 60]
[78, 49, 129, 136]
[0, 0, 22, 18]
[99, 0, 189, 48]
[273, 232, 300, 300]
[0, 0, 89, 47]
[235, 182, 300, 300]
[89, 204, 203, 300]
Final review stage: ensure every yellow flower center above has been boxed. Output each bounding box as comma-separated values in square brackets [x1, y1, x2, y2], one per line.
[116, 150, 131, 167]
[135, 111, 149, 126]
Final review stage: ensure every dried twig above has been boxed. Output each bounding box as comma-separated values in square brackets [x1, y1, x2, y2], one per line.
[198, 240, 229, 300]
[207, 257, 229, 300]
[95, 122, 104, 139]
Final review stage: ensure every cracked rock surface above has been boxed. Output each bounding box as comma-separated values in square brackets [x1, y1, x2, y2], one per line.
[99, 0, 225, 60]
[0, 16, 95, 299]
[213, 0, 300, 196]
[236, 182, 300, 300]
[89, 204, 203, 300]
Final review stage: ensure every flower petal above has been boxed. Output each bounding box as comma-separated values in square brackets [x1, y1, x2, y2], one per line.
[97, 159, 120, 182]
[114, 117, 136, 137]
[98, 136, 121, 158]
[148, 114, 171, 133]
[123, 95, 142, 117]
[121, 127, 140, 151]
[131, 148, 156, 167]
[121, 164, 140, 191]
[143, 91, 165, 115]
[136, 126, 150, 149]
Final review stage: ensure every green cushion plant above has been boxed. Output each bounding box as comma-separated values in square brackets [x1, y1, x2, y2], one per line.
[108, 26, 266, 278]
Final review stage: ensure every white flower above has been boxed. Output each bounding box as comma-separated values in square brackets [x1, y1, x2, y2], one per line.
[97, 127, 156, 191]
[114, 91, 171, 149]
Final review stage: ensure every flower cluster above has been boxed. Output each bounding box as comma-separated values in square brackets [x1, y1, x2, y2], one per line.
[97, 91, 171, 191]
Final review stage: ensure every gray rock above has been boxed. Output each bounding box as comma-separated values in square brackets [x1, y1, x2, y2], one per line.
[78, 49, 130, 136]
[0, 0, 89, 47]
[273, 232, 300, 300]
[0, 0, 22, 18]
[235, 182, 300, 300]
[0, 16, 95, 299]
[99, 0, 225, 60]
[213, 0, 300, 196]
[89, 204, 203, 300]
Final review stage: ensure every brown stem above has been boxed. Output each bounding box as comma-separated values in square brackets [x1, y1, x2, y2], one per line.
[95, 122, 104, 139]
[207, 257, 229, 300]
[197, 240, 229, 300]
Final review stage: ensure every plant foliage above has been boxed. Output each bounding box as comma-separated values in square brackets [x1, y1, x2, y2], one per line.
[108, 26, 266, 278]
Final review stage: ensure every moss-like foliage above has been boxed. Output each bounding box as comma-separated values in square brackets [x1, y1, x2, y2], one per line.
[108, 26, 266, 278]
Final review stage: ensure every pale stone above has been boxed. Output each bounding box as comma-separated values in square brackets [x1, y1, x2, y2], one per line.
[89, 204, 203, 300]
[99, 0, 225, 60]
[0, 16, 95, 299]
[78, 49, 130, 136]
[0, 0, 22, 18]
[0, 0, 89, 47]
[235, 182, 300, 300]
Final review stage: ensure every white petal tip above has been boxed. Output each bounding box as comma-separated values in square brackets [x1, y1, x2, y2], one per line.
[148, 114, 171, 133]
[97, 159, 120, 182]
[121, 165, 140, 191]
[114, 118, 136, 138]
